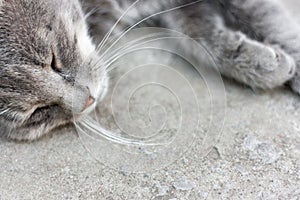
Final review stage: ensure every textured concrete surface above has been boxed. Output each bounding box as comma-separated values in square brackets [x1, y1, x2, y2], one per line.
[1, 1, 300, 200]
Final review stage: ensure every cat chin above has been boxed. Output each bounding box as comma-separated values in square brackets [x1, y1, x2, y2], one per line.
[74, 103, 97, 121]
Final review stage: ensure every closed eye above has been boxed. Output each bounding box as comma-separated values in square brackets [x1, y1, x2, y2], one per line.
[51, 53, 62, 73]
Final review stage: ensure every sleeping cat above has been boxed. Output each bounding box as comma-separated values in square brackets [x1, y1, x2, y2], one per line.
[0, 0, 300, 140]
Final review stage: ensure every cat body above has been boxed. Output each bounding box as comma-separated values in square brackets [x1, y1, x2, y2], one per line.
[0, 0, 299, 140]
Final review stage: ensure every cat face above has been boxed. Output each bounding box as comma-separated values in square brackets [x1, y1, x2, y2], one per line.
[0, 0, 108, 140]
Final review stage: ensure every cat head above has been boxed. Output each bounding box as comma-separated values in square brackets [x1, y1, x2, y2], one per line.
[0, 0, 108, 140]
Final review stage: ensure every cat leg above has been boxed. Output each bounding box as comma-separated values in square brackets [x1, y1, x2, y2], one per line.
[166, 8, 296, 89]
[220, 0, 300, 93]
[201, 24, 296, 89]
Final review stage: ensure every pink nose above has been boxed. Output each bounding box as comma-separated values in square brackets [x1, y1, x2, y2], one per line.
[83, 96, 95, 111]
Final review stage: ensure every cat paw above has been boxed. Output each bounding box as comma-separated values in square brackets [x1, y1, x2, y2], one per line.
[232, 41, 296, 89]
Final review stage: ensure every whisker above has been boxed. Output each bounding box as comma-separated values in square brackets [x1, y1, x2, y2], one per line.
[98, 0, 203, 61]
[79, 1, 205, 146]
[90, 0, 203, 73]
[96, 0, 142, 52]
[77, 117, 168, 146]
[83, 7, 98, 22]
[98, 35, 187, 73]
[92, 32, 169, 70]
[105, 47, 166, 73]
[93, 30, 186, 71]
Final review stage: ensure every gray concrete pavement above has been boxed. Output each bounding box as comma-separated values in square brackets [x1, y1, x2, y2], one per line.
[0, 1, 299, 199]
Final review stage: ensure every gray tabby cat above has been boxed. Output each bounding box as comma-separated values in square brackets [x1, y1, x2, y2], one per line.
[0, 0, 299, 140]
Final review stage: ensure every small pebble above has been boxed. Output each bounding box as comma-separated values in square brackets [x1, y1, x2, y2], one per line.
[199, 192, 208, 199]
[242, 135, 279, 164]
[157, 185, 169, 196]
[235, 165, 247, 175]
[173, 176, 196, 191]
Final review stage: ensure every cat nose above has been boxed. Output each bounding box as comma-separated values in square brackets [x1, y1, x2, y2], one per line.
[83, 96, 95, 111]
